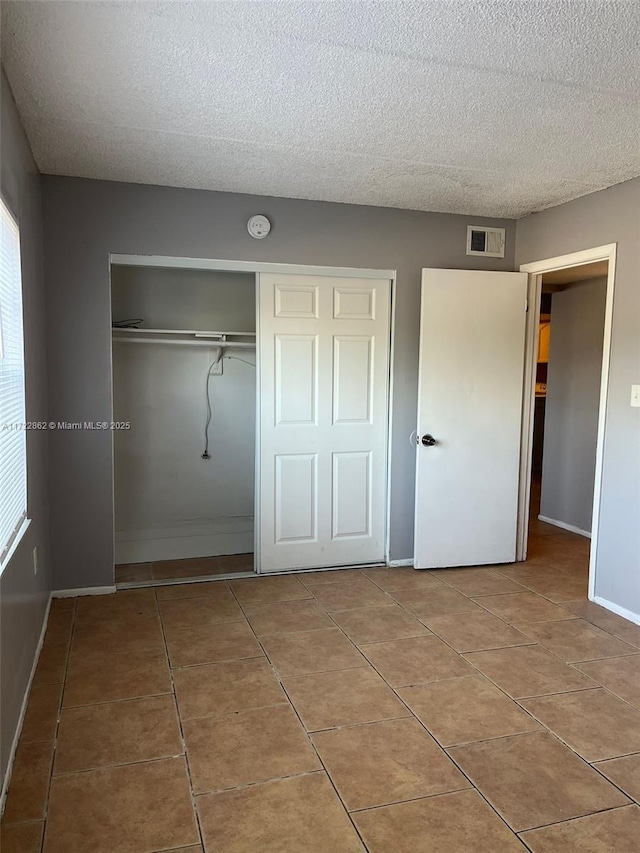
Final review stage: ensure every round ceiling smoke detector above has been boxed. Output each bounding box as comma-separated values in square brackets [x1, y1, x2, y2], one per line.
[247, 214, 271, 239]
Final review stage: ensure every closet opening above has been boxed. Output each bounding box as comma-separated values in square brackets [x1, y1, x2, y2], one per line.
[110, 262, 257, 587]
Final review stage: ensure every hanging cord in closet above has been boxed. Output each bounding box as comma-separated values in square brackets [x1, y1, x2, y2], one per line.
[202, 350, 256, 460]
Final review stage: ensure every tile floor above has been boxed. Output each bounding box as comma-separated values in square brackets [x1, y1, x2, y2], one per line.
[115, 553, 255, 585]
[3, 525, 640, 852]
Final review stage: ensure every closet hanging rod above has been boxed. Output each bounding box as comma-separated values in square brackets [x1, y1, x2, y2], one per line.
[112, 327, 255, 337]
[113, 338, 256, 349]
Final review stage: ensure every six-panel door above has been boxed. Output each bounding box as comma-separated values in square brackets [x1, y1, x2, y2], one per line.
[414, 268, 528, 569]
[258, 273, 391, 573]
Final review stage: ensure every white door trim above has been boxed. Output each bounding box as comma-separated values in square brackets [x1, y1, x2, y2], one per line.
[517, 243, 617, 602]
[110, 253, 395, 281]
[384, 273, 398, 565]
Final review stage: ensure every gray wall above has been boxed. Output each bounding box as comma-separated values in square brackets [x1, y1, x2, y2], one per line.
[41, 176, 515, 589]
[0, 73, 51, 786]
[516, 177, 640, 619]
[540, 278, 607, 534]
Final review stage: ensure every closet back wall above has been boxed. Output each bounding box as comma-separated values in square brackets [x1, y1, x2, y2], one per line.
[111, 266, 255, 563]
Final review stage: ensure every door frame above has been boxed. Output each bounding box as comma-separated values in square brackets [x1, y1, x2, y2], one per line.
[516, 243, 617, 601]
[109, 254, 396, 577]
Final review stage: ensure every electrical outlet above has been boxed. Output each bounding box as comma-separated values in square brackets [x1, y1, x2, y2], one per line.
[33, 546, 38, 575]
[631, 385, 640, 408]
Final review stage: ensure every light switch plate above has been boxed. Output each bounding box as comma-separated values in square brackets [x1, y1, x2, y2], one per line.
[631, 385, 640, 407]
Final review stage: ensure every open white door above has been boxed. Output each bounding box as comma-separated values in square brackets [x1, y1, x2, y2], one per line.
[258, 272, 391, 573]
[415, 269, 528, 569]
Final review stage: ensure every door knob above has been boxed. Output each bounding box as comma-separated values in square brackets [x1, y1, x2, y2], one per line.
[421, 434, 437, 447]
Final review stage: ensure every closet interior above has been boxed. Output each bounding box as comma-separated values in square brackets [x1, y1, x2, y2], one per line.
[110, 263, 257, 586]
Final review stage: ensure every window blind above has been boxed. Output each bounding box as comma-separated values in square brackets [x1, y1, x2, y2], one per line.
[0, 197, 27, 565]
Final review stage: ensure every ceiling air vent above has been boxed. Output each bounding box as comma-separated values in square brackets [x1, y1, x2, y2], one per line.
[466, 225, 505, 258]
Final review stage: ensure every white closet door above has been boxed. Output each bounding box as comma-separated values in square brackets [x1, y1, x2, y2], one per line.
[258, 273, 391, 573]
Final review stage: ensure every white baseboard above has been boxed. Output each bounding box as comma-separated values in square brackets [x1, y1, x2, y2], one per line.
[1, 592, 51, 817]
[53, 586, 116, 598]
[115, 516, 254, 564]
[593, 595, 640, 627]
[538, 515, 591, 539]
[388, 558, 415, 567]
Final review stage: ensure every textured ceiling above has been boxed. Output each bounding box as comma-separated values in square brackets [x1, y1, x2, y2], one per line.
[2, 1, 639, 217]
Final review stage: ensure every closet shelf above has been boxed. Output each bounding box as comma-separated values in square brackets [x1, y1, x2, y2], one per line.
[112, 328, 256, 349]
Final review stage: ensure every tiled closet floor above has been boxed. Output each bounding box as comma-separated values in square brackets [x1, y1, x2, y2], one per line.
[115, 553, 255, 585]
[3, 527, 640, 852]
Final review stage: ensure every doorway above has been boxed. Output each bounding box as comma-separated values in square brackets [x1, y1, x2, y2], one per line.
[518, 245, 617, 602]
[109, 256, 395, 588]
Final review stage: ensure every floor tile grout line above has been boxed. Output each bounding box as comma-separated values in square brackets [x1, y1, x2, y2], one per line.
[154, 586, 207, 852]
[405, 608, 640, 766]
[341, 609, 547, 843]
[225, 581, 374, 853]
[592, 749, 640, 763]
[345, 783, 476, 814]
[424, 602, 640, 666]
[426, 570, 546, 599]
[490, 593, 638, 639]
[194, 768, 332, 800]
[58, 689, 177, 711]
[588, 753, 640, 806]
[37, 597, 76, 852]
[440, 732, 600, 846]
[514, 687, 639, 766]
[457, 637, 640, 701]
[458, 659, 602, 703]
[312, 574, 640, 838]
[568, 650, 640, 665]
[158, 568, 640, 808]
[361, 654, 542, 753]
[379, 579, 549, 633]
[178, 699, 290, 726]
[520, 676, 640, 717]
[514, 801, 636, 837]
[300, 586, 521, 835]
[111, 582, 638, 778]
[10, 554, 635, 850]
[586, 762, 640, 804]
[512, 623, 639, 663]
[48, 752, 190, 780]
[126, 548, 639, 651]
[469, 594, 578, 623]
[497, 688, 640, 765]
